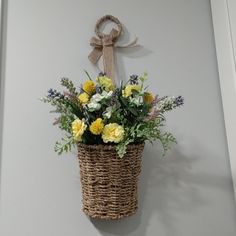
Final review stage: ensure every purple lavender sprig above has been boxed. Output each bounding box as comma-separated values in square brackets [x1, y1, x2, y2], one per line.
[47, 89, 64, 99]
[98, 72, 106, 77]
[109, 88, 120, 106]
[95, 85, 102, 94]
[129, 74, 139, 85]
[175, 96, 184, 107]
[144, 109, 160, 121]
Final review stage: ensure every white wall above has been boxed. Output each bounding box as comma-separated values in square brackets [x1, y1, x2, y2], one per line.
[0, 0, 236, 236]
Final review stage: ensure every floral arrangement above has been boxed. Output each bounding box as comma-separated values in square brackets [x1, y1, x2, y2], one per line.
[41, 72, 183, 157]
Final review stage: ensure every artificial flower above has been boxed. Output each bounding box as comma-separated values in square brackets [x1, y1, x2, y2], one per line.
[87, 101, 101, 111]
[78, 92, 89, 105]
[130, 96, 143, 106]
[90, 93, 103, 103]
[96, 76, 115, 91]
[122, 85, 141, 98]
[89, 118, 104, 135]
[103, 106, 113, 119]
[102, 90, 113, 99]
[102, 123, 124, 143]
[90, 90, 113, 103]
[83, 80, 96, 94]
[143, 92, 154, 104]
[42, 72, 183, 157]
[72, 118, 87, 141]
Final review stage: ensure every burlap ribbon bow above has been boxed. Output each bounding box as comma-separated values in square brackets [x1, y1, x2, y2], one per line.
[88, 15, 137, 83]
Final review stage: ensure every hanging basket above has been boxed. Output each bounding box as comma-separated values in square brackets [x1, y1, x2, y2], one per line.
[77, 142, 145, 220]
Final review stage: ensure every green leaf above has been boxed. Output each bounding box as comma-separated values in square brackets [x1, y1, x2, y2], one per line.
[84, 70, 93, 81]
[54, 136, 76, 155]
[128, 107, 138, 116]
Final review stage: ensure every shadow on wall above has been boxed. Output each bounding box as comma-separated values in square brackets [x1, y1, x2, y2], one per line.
[89, 140, 233, 236]
[114, 24, 153, 82]
[84, 25, 234, 236]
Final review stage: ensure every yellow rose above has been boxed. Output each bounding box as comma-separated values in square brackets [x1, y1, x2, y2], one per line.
[96, 76, 115, 91]
[102, 123, 124, 143]
[144, 92, 154, 104]
[78, 92, 89, 104]
[83, 80, 96, 94]
[122, 85, 141, 98]
[72, 118, 87, 141]
[89, 118, 104, 135]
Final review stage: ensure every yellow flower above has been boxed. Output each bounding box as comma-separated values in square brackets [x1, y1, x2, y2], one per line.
[89, 118, 104, 135]
[96, 76, 115, 91]
[83, 80, 96, 94]
[102, 123, 124, 143]
[78, 92, 89, 104]
[72, 118, 87, 141]
[122, 85, 141, 98]
[144, 92, 154, 104]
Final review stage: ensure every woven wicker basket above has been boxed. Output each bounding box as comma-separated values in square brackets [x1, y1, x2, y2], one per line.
[77, 142, 145, 220]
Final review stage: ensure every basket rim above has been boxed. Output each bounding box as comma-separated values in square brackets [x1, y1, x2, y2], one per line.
[77, 142, 145, 151]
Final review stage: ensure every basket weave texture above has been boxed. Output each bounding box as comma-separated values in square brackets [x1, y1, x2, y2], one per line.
[77, 142, 145, 220]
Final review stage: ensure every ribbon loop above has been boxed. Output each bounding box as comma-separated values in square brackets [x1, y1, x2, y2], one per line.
[90, 37, 102, 47]
[88, 15, 138, 83]
[95, 15, 122, 40]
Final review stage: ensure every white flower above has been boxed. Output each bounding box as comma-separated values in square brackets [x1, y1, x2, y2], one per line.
[129, 96, 143, 106]
[87, 102, 101, 111]
[101, 90, 113, 99]
[90, 93, 103, 103]
[103, 106, 113, 119]
[90, 91, 113, 103]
